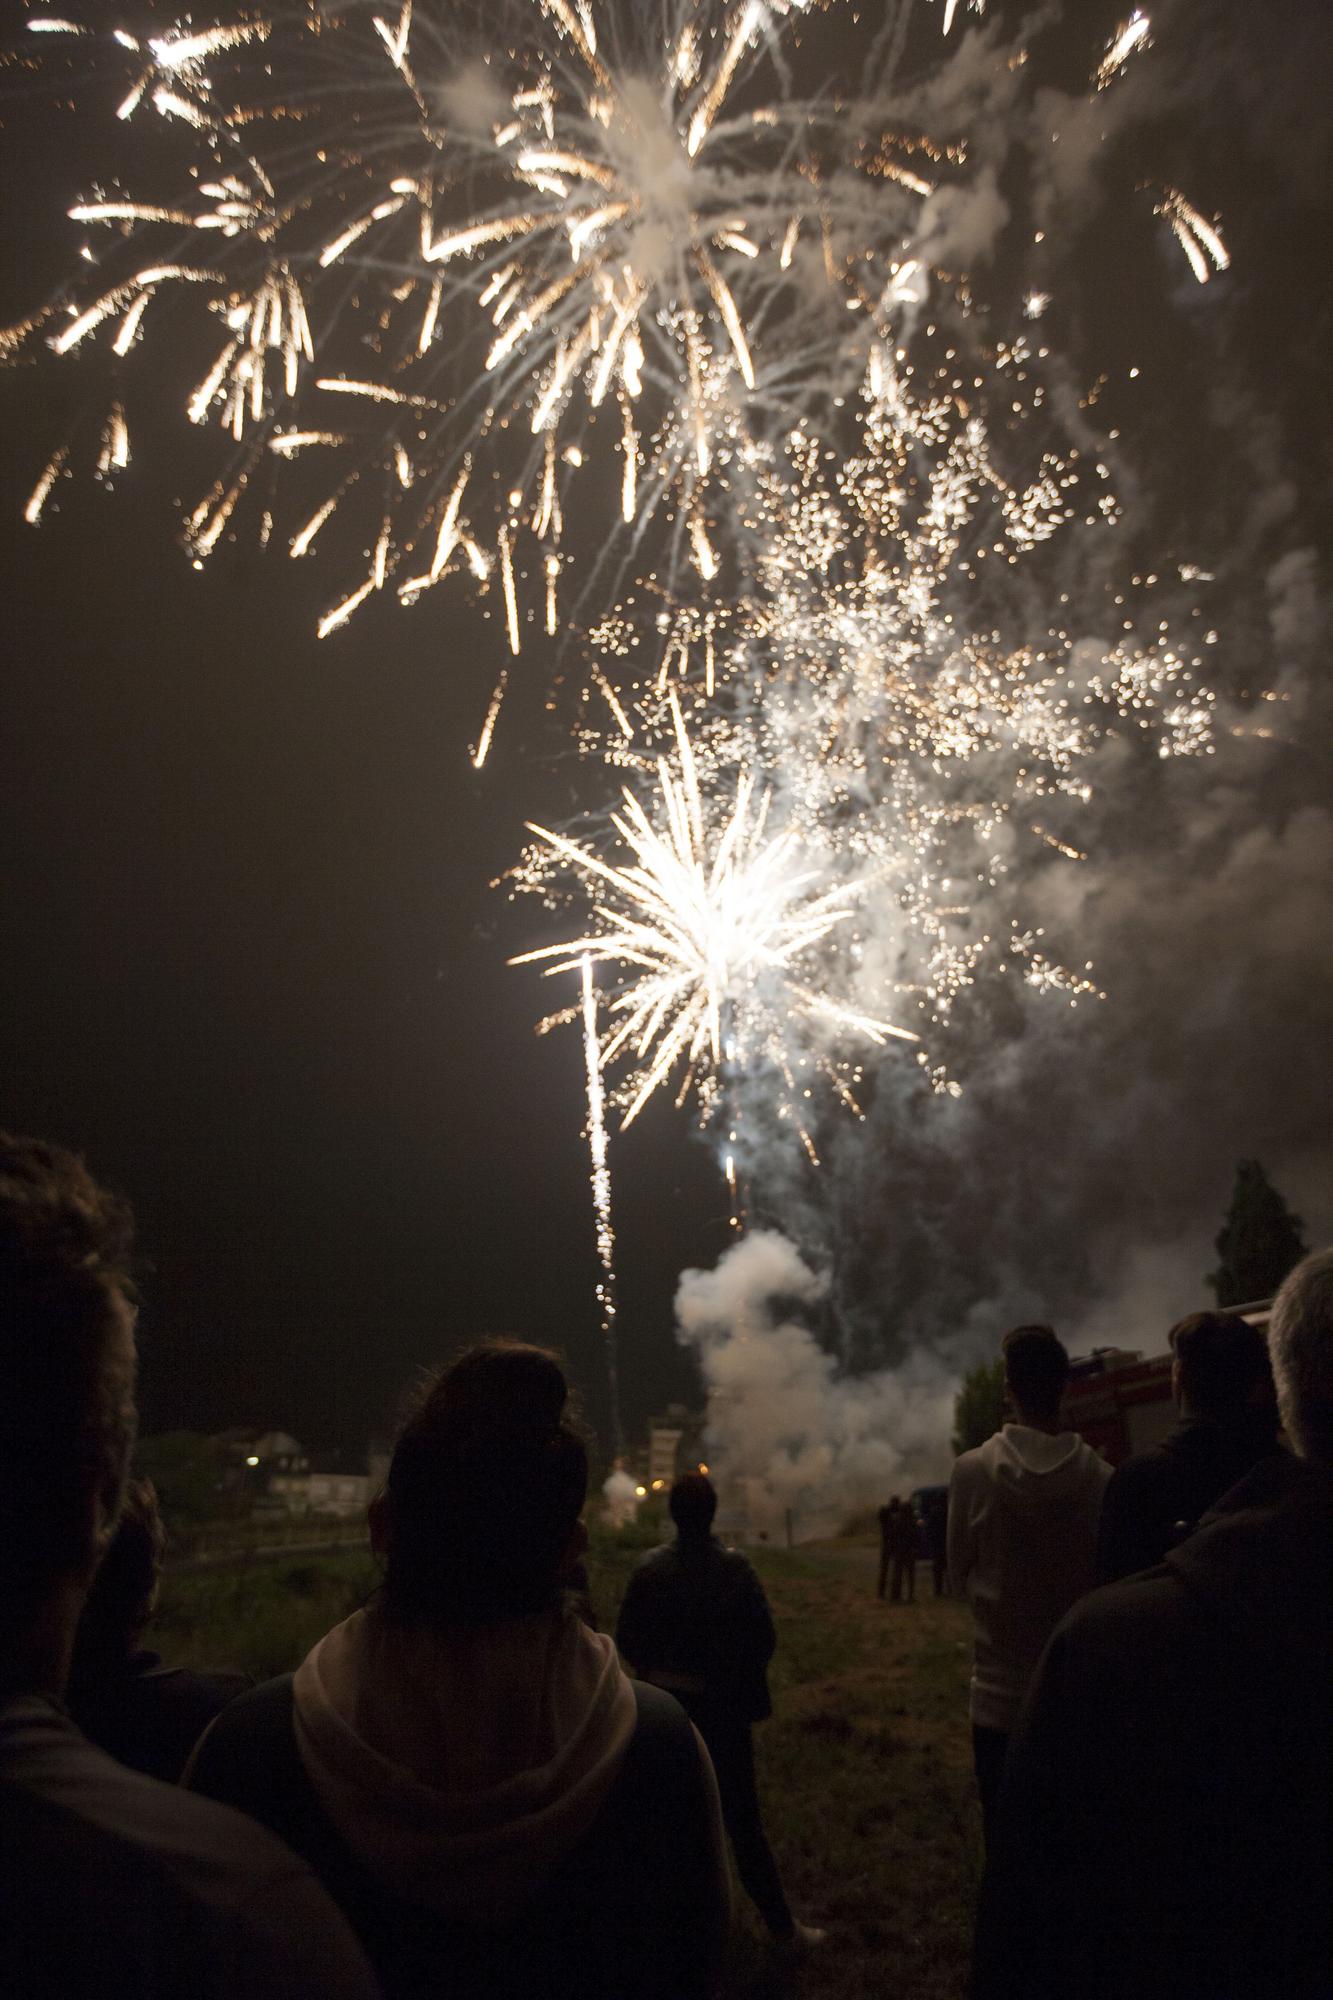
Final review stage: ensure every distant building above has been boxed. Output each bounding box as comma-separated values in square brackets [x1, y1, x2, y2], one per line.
[215, 1430, 307, 1473]
[307, 1471, 370, 1519]
[266, 1469, 311, 1516]
[644, 1403, 708, 1495]
[214, 1429, 309, 1510]
[212, 1430, 377, 1521]
[647, 1424, 683, 1489]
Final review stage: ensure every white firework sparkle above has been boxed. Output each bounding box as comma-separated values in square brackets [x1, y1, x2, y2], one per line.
[8, 0, 1236, 1192]
[10, 0, 1209, 728]
[554, 344, 1216, 1077]
[512, 691, 916, 1151]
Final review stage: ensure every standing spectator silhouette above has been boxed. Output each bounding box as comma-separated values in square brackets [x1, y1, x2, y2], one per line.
[889, 1496, 917, 1603]
[924, 1490, 950, 1597]
[948, 1325, 1110, 1847]
[0, 1130, 379, 1999]
[974, 1250, 1333, 1999]
[188, 1341, 727, 1998]
[66, 1478, 248, 1781]
[1096, 1310, 1279, 1583]
[876, 1499, 895, 1599]
[616, 1474, 823, 1950]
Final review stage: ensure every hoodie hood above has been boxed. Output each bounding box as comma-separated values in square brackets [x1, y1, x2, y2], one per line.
[980, 1424, 1107, 1508]
[1167, 1456, 1333, 1677]
[292, 1604, 637, 1924]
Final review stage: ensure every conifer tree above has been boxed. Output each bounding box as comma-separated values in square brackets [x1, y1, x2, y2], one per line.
[952, 1357, 1007, 1454]
[1208, 1159, 1307, 1306]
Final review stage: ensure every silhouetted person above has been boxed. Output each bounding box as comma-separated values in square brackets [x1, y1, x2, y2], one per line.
[1096, 1310, 1280, 1583]
[616, 1474, 823, 1950]
[889, 1495, 917, 1603]
[188, 1342, 727, 1999]
[876, 1499, 895, 1599]
[974, 1251, 1333, 2000]
[0, 1130, 379, 1999]
[66, 1478, 248, 1782]
[949, 1325, 1110, 1848]
[924, 1490, 950, 1596]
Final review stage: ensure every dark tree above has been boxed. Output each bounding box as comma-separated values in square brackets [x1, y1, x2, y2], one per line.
[1208, 1160, 1308, 1307]
[952, 1358, 1006, 1455]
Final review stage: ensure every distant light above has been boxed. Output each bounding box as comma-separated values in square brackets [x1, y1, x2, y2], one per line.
[634, 1484, 647, 1497]
[698, 1463, 709, 1474]
[651, 1478, 665, 1491]
[245, 1455, 260, 1466]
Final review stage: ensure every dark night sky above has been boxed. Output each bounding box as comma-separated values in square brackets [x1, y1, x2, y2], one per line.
[2, 0, 1330, 1464]
[0, 453, 737, 1449]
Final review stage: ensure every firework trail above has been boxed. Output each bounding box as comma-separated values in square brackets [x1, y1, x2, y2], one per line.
[580, 953, 624, 1451]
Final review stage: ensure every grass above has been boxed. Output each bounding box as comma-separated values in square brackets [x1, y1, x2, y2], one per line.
[155, 1549, 380, 1682]
[721, 1542, 979, 2000]
[156, 1530, 980, 1998]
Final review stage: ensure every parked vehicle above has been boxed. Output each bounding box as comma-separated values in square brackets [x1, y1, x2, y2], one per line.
[908, 1484, 948, 1560]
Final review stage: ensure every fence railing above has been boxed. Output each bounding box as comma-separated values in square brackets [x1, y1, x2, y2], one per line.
[169, 1515, 370, 1570]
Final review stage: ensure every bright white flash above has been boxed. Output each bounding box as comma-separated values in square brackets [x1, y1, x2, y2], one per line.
[513, 696, 914, 1129]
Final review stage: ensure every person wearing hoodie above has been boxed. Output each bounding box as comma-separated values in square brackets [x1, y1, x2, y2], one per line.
[972, 1249, 1333, 2000]
[947, 1324, 1111, 1847]
[186, 1342, 729, 1999]
[1095, 1309, 1280, 1584]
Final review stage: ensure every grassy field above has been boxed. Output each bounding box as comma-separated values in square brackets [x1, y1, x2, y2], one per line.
[157, 1532, 980, 1999]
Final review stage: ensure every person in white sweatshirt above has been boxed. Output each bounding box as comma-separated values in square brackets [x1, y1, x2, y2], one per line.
[948, 1324, 1111, 1847]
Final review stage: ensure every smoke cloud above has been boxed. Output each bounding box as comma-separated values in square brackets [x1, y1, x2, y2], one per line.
[669, 0, 1331, 1489]
[675, 1231, 955, 1536]
[437, 60, 512, 136]
[812, 778, 1333, 1375]
[913, 165, 1010, 271]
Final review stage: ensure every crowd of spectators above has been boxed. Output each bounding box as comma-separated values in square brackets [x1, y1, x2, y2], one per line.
[2, 1126, 1329, 1996]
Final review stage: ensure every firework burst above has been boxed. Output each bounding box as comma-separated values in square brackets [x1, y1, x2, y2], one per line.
[10, 0, 1216, 730]
[512, 690, 916, 1153]
[552, 343, 1216, 1087]
[14, 3, 934, 642]
[7, 0, 1237, 1191]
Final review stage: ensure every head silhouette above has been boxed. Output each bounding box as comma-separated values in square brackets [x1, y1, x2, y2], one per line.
[1168, 1312, 1274, 1420]
[0, 1132, 137, 1626]
[669, 1472, 718, 1541]
[1267, 1250, 1333, 1464]
[1002, 1324, 1069, 1428]
[378, 1340, 588, 1627]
